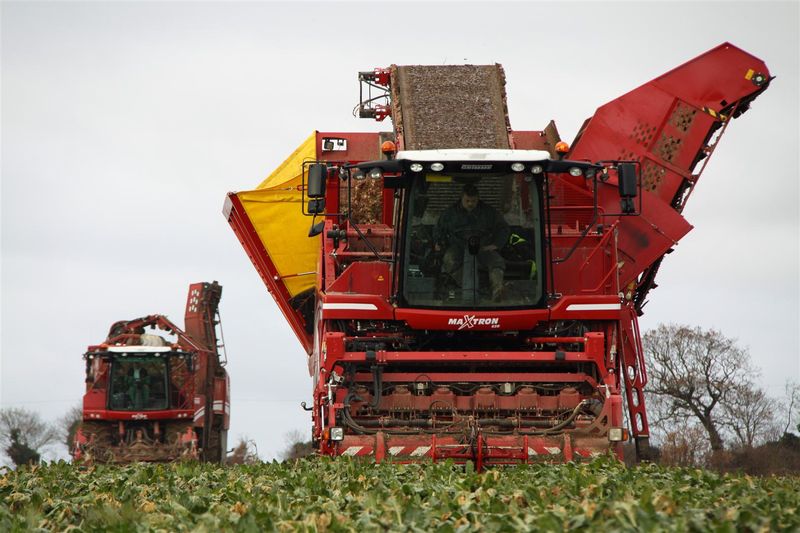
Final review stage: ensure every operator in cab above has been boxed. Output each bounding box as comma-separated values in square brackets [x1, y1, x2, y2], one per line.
[126, 363, 151, 409]
[433, 183, 509, 301]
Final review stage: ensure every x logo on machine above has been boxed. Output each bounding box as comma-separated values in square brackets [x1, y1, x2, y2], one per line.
[459, 315, 477, 330]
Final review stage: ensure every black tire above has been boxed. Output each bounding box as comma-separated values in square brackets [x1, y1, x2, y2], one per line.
[203, 415, 226, 463]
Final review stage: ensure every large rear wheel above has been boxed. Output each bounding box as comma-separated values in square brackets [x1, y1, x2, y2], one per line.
[202, 415, 227, 463]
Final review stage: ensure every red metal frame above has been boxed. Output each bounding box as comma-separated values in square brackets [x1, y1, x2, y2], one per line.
[324, 394, 624, 469]
[225, 193, 314, 354]
[225, 44, 770, 465]
[73, 283, 229, 463]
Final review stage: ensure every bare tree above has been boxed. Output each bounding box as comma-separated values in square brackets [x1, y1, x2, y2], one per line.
[60, 403, 83, 456]
[643, 324, 757, 452]
[280, 429, 314, 460]
[227, 436, 260, 465]
[0, 407, 59, 466]
[721, 383, 779, 448]
[780, 380, 800, 435]
[658, 423, 711, 467]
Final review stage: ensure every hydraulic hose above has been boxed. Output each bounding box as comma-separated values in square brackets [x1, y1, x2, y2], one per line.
[341, 400, 590, 436]
[370, 365, 383, 410]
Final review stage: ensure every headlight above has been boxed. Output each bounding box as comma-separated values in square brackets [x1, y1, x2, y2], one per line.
[352, 169, 366, 180]
[330, 427, 344, 441]
[368, 167, 383, 180]
[608, 427, 626, 442]
[568, 167, 583, 177]
[531, 164, 544, 174]
[409, 163, 424, 172]
[430, 162, 444, 172]
[511, 162, 525, 172]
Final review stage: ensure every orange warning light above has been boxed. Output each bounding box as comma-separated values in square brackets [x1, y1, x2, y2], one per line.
[381, 141, 397, 155]
[555, 141, 570, 154]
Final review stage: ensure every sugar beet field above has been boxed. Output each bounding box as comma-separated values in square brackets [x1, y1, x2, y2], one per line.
[2, 458, 799, 532]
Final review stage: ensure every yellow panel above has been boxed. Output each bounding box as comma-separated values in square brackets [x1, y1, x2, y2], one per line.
[257, 132, 317, 189]
[238, 132, 320, 297]
[238, 184, 320, 296]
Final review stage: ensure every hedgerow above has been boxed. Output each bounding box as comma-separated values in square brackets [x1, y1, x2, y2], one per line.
[1, 458, 798, 531]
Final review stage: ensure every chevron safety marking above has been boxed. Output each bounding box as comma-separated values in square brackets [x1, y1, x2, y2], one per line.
[702, 106, 728, 121]
[212, 401, 231, 414]
[574, 448, 602, 458]
[341, 446, 365, 457]
[527, 445, 563, 456]
[410, 446, 431, 457]
[387, 445, 431, 457]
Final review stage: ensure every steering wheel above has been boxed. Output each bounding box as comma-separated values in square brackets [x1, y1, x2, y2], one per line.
[448, 227, 493, 255]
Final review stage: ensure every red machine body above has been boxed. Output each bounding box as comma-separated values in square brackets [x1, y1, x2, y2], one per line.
[225, 43, 770, 467]
[72, 282, 230, 463]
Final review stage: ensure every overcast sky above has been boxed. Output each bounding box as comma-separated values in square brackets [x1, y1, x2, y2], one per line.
[2, 1, 798, 461]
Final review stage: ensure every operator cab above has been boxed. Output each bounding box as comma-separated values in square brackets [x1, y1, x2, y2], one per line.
[105, 346, 176, 411]
[397, 149, 548, 309]
[338, 148, 631, 311]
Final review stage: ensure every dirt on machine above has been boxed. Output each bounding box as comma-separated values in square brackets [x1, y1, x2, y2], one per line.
[72, 282, 230, 464]
[225, 43, 770, 468]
